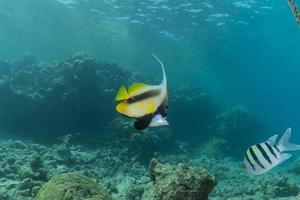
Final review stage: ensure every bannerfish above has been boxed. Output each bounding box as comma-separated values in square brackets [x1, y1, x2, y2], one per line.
[115, 54, 168, 130]
[288, 0, 300, 25]
[244, 128, 300, 175]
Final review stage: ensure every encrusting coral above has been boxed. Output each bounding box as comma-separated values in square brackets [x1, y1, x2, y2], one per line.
[35, 172, 112, 200]
[142, 159, 217, 200]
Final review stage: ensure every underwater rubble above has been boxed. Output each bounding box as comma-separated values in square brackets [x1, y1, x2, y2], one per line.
[0, 135, 300, 200]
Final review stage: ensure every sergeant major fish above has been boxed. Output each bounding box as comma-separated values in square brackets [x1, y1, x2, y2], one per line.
[115, 54, 168, 130]
[244, 128, 300, 175]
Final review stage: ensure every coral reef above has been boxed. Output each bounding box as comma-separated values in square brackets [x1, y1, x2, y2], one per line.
[262, 176, 299, 198]
[0, 134, 148, 200]
[35, 172, 112, 200]
[0, 140, 48, 199]
[0, 53, 132, 138]
[142, 159, 217, 200]
[1, 54, 299, 200]
[1, 136, 300, 200]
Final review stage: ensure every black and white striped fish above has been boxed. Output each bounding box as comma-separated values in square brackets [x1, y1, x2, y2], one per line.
[244, 128, 300, 175]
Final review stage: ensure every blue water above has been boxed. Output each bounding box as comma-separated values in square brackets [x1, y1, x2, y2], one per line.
[1, 0, 299, 135]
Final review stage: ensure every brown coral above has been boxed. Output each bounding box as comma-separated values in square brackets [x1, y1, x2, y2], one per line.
[142, 159, 217, 200]
[35, 172, 112, 200]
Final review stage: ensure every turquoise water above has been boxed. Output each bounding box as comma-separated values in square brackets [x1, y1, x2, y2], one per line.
[1, 0, 299, 132]
[1, 0, 300, 199]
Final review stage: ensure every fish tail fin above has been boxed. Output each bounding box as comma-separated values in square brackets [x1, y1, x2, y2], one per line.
[278, 128, 300, 151]
[115, 85, 129, 101]
[152, 53, 167, 86]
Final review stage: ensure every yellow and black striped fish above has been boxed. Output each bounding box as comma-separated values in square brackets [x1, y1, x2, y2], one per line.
[244, 128, 300, 175]
[115, 54, 168, 130]
[288, 0, 300, 25]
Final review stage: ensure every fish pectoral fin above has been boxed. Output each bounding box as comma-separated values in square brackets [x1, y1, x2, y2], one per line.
[134, 114, 153, 130]
[115, 85, 129, 101]
[116, 102, 127, 115]
[128, 82, 149, 96]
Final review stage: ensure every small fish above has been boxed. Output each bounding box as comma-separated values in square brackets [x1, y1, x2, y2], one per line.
[244, 128, 300, 175]
[115, 54, 168, 130]
[288, 0, 300, 25]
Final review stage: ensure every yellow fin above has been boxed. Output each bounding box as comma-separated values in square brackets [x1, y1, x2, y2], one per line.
[115, 85, 129, 101]
[116, 102, 128, 115]
[128, 83, 148, 96]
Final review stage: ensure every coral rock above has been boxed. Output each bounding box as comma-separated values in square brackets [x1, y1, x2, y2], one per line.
[35, 172, 112, 200]
[142, 159, 217, 200]
[262, 176, 299, 198]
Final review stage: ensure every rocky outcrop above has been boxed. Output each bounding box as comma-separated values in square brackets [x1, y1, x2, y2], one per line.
[0, 53, 132, 138]
[35, 172, 112, 200]
[142, 159, 217, 200]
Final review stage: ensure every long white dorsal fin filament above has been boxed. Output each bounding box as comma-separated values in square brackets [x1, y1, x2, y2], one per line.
[152, 53, 167, 86]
